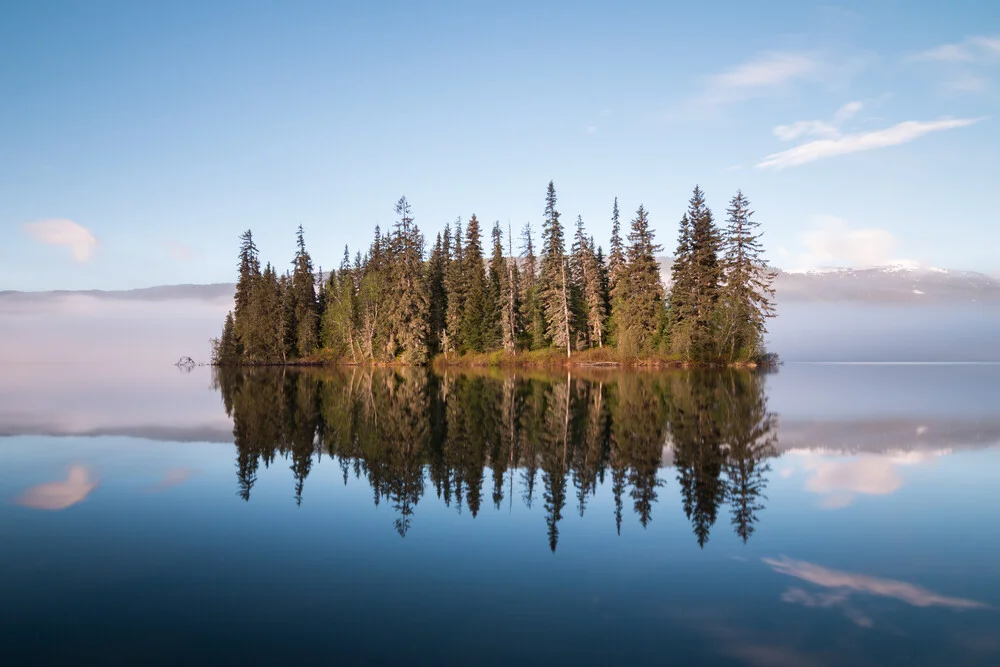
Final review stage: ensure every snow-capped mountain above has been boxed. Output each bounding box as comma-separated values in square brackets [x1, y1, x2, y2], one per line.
[656, 261, 1000, 304]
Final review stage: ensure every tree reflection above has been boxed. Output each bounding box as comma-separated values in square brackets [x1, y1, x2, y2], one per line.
[216, 366, 777, 549]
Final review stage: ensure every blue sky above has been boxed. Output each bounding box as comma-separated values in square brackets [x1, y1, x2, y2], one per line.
[1, 0, 997, 290]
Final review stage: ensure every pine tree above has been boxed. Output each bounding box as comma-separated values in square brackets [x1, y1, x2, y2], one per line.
[616, 205, 666, 355]
[538, 181, 573, 357]
[490, 222, 520, 353]
[257, 263, 286, 362]
[487, 222, 507, 351]
[444, 218, 466, 354]
[290, 225, 319, 357]
[519, 223, 545, 350]
[387, 196, 430, 363]
[572, 216, 606, 349]
[213, 311, 239, 365]
[720, 191, 776, 361]
[321, 246, 358, 361]
[607, 197, 626, 294]
[688, 187, 723, 360]
[425, 232, 448, 357]
[668, 213, 695, 349]
[460, 214, 489, 352]
[233, 229, 261, 361]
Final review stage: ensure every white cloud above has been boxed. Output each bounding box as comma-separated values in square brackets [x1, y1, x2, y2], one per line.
[833, 100, 863, 122]
[773, 120, 839, 141]
[695, 52, 820, 107]
[764, 556, 987, 610]
[791, 215, 917, 270]
[23, 219, 98, 262]
[790, 448, 946, 508]
[911, 35, 1000, 64]
[757, 118, 980, 170]
[16, 465, 98, 510]
[774, 101, 863, 142]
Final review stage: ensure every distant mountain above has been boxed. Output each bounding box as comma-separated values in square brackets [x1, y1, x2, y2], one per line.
[656, 261, 1000, 304]
[4, 264, 1000, 306]
[0, 283, 235, 303]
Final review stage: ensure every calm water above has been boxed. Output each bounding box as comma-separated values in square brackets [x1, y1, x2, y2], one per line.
[1, 363, 999, 666]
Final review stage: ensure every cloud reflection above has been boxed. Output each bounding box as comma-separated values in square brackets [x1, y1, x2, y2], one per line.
[764, 556, 987, 610]
[794, 449, 946, 508]
[150, 467, 197, 492]
[16, 465, 98, 510]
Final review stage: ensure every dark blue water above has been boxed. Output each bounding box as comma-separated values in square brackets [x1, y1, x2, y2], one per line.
[1, 364, 998, 666]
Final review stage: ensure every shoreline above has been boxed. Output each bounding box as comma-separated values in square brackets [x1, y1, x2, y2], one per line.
[213, 349, 771, 371]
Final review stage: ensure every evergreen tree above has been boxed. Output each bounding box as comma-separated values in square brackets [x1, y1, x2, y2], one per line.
[607, 197, 627, 295]
[444, 218, 466, 354]
[668, 213, 695, 352]
[538, 181, 574, 357]
[425, 232, 448, 357]
[257, 263, 286, 362]
[615, 205, 666, 355]
[290, 225, 319, 357]
[233, 229, 261, 360]
[321, 247, 359, 362]
[213, 311, 239, 365]
[519, 223, 546, 350]
[572, 217, 607, 348]
[670, 186, 721, 360]
[719, 191, 776, 361]
[486, 222, 506, 351]
[491, 222, 520, 352]
[460, 214, 489, 352]
[387, 196, 430, 363]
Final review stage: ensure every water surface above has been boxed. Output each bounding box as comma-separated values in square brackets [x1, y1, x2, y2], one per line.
[1, 363, 998, 666]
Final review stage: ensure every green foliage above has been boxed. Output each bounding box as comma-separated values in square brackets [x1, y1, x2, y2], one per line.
[216, 183, 777, 366]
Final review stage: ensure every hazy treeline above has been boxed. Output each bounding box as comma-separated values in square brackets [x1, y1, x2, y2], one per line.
[213, 182, 775, 365]
[215, 368, 777, 550]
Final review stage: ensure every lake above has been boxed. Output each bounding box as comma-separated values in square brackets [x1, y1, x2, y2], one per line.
[1, 363, 998, 666]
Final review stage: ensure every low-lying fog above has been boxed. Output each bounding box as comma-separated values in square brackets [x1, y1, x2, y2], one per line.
[1, 284, 997, 365]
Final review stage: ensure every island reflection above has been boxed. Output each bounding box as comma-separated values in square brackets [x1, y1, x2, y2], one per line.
[214, 368, 777, 550]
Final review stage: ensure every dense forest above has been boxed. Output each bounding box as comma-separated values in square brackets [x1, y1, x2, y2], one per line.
[213, 183, 776, 366]
[215, 367, 777, 550]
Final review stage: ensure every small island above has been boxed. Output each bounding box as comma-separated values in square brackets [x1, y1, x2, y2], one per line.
[212, 182, 776, 368]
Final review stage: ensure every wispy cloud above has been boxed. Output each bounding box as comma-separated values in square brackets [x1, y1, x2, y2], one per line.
[23, 219, 98, 262]
[16, 465, 98, 510]
[692, 52, 821, 108]
[911, 35, 1000, 64]
[764, 556, 987, 610]
[757, 118, 980, 170]
[910, 35, 999, 95]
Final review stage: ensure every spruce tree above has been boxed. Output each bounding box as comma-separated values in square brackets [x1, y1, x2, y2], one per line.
[519, 223, 545, 350]
[688, 186, 723, 360]
[720, 191, 776, 361]
[616, 205, 666, 355]
[538, 181, 573, 357]
[425, 232, 448, 357]
[460, 214, 488, 352]
[290, 225, 319, 357]
[487, 222, 507, 351]
[607, 197, 626, 294]
[572, 216, 606, 349]
[321, 246, 359, 361]
[233, 229, 261, 361]
[444, 218, 466, 354]
[388, 196, 430, 363]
